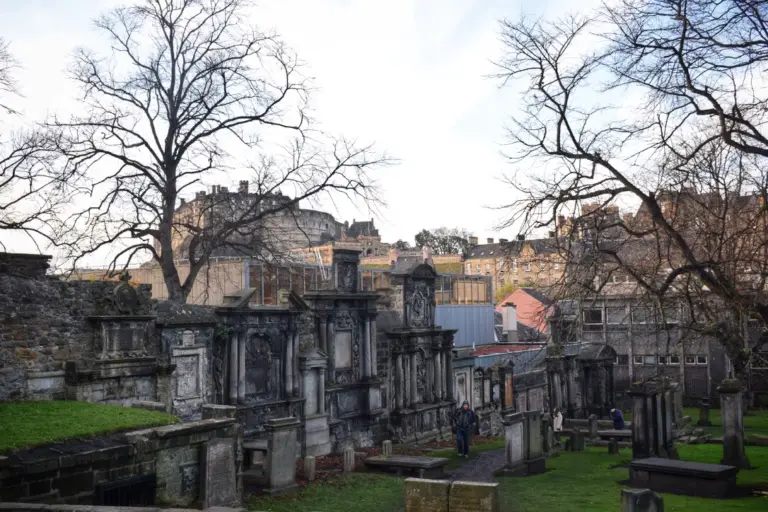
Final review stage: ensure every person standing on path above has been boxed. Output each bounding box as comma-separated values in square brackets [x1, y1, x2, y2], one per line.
[454, 400, 477, 457]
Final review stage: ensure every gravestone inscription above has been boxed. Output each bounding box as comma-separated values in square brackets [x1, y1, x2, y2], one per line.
[201, 439, 237, 508]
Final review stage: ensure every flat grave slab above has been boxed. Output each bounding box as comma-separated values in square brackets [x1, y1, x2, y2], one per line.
[628, 457, 739, 499]
[364, 455, 449, 479]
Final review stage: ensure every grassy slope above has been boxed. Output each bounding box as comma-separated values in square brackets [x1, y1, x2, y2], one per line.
[0, 401, 177, 453]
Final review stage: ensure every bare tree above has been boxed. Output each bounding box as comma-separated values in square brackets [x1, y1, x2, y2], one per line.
[53, 0, 390, 302]
[495, 2, 768, 379]
[0, 38, 72, 251]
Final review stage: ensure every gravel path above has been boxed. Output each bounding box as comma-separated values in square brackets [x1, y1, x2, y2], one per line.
[449, 448, 506, 482]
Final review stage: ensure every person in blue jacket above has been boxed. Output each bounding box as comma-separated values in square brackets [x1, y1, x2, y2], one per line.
[610, 407, 625, 430]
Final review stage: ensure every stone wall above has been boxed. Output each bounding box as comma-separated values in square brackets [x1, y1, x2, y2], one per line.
[0, 264, 153, 401]
[0, 418, 241, 507]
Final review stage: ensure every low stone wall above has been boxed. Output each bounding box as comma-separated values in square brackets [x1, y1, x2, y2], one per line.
[0, 418, 241, 508]
[404, 477, 499, 512]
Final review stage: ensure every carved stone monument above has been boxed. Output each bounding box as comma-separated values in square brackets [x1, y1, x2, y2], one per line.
[501, 412, 526, 476]
[264, 417, 301, 495]
[718, 379, 751, 469]
[201, 438, 238, 508]
[523, 410, 546, 474]
[621, 488, 664, 512]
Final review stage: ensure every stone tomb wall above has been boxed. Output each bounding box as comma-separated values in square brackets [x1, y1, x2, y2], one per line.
[0, 418, 241, 507]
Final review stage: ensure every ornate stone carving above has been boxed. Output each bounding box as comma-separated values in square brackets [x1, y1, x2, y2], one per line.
[113, 277, 140, 314]
[336, 309, 354, 330]
[416, 352, 428, 400]
[212, 338, 227, 403]
[406, 280, 434, 328]
[338, 262, 356, 292]
[245, 335, 279, 400]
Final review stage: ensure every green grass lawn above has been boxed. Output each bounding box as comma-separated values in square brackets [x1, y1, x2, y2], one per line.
[247, 443, 768, 512]
[0, 401, 178, 453]
[680, 407, 768, 439]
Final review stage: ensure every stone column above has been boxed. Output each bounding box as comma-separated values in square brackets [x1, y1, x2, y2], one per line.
[365, 317, 373, 379]
[410, 351, 419, 406]
[285, 329, 294, 398]
[432, 352, 441, 404]
[361, 315, 370, 379]
[370, 318, 377, 378]
[301, 368, 310, 415]
[237, 329, 246, 404]
[326, 316, 335, 382]
[292, 327, 300, 397]
[444, 338, 454, 401]
[229, 329, 239, 405]
[318, 316, 328, 353]
[395, 353, 404, 409]
[318, 368, 326, 414]
[718, 379, 751, 469]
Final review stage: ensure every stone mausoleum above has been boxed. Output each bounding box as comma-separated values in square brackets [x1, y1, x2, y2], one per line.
[0, 249, 469, 457]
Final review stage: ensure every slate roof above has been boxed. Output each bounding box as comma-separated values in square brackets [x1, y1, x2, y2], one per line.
[346, 220, 379, 238]
[466, 238, 562, 260]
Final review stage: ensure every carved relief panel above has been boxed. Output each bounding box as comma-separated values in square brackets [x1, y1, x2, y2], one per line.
[245, 335, 281, 402]
[334, 306, 360, 385]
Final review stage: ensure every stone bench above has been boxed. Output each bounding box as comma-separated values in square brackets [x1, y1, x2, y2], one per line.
[628, 457, 739, 499]
[364, 455, 449, 479]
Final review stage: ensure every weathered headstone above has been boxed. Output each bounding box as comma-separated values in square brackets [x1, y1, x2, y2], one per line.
[343, 446, 355, 473]
[541, 413, 553, 454]
[608, 439, 619, 455]
[697, 399, 711, 427]
[718, 379, 751, 469]
[501, 412, 525, 475]
[382, 440, 393, 457]
[620, 488, 664, 512]
[449, 480, 500, 512]
[588, 414, 599, 440]
[304, 456, 316, 482]
[404, 478, 450, 512]
[569, 429, 584, 451]
[201, 438, 238, 508]
[265, 417, 301, 495]
[523, 410, 546, 474]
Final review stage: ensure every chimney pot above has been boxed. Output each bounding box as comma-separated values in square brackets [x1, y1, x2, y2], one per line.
[517, 234, 525, 241]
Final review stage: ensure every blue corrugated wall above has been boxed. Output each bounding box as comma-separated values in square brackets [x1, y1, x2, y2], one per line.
[436, 304, 495, 347]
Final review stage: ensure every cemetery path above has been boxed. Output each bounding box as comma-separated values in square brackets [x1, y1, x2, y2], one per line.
[449, 448, 505, 482]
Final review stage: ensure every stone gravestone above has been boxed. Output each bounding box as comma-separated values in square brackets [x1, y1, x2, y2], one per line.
[343, 446, 355, 472]
[541, 413, 552, 454]
[501, 413, 526, 475]
[304, 456, 316, 482]
[523, 410, 546, 474]
[620, 488, 664, 512]
[588, 414, 599, 440]
[382, 440, 393, 457]
[449, 481, 500, 512]
[201, 438, 238, 508]
[698, 398, 711, 427]
[265, 417, 301, 495]
[608, 439, 619, 455]
[718, 379, 751, 469]
[569, 429, 584, 451]
[404, 478, 450, 512]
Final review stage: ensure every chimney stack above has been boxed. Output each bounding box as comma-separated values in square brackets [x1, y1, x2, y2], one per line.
[499, 238, 508, 244]
[487, 238, 494, 244]
[502, 303, 519, 344]
[548, 230, 556, 238]
[469, 236, 478, 246]
[239, 180, 249, 194]
[517, 234, 525, 241]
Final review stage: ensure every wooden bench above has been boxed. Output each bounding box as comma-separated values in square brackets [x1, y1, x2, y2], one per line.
[628, 457, 739, 498]
[364, 455, 449, 479]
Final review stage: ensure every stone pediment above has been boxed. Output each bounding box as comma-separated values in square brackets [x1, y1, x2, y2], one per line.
[220, 288, 260, 309]
[299, 347, 329, 369]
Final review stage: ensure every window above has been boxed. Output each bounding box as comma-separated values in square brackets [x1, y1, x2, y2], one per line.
[633, 355, 644, 365]
[644, 355, 657, 365]
[512, 259, 518, 272]
[668, 356, 680, 365]
[476, 264, 481, 273]
[658, 356, 667, 365]
[513, 280, 519, 287]
[583, 308, 603, 324]
[524, 262, 532, 272]
[540, 261, 548, 270]
[465, 263, 471, 274]
[615, 354, 629, 365]
[606, 307, 627, 325]
[499, 279, 505, 288]
[696, 355, 708, 365]
[553, 262, 560, 270]
[684, 356, 696, 365]
[632, 307, 652, 324]
[485, 263, 490, 273]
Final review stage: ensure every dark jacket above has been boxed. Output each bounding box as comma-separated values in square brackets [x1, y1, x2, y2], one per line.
[454, 408, 477, 429]
[611, 409, 625, 430]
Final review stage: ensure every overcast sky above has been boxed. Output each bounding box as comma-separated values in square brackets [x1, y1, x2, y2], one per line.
[0, 0, 599, 262]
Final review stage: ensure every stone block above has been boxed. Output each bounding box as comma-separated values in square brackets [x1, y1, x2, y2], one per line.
[201, 438, 238, 508]
[343, 447, 355, 473]
[202, 404, 237, 420]
[303, 456, 316, 482]
[382, 440, 393, 457]
[265, 417, 300, 495]
[404, 477, 450, 512]
[697, 407, 711, 427]
[588, 414, 598, 439]
[131, 400, 167, 413]
[608, 439, 620, 454]
[449, 480, 500, 512]
[621, 488, 664, 512]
